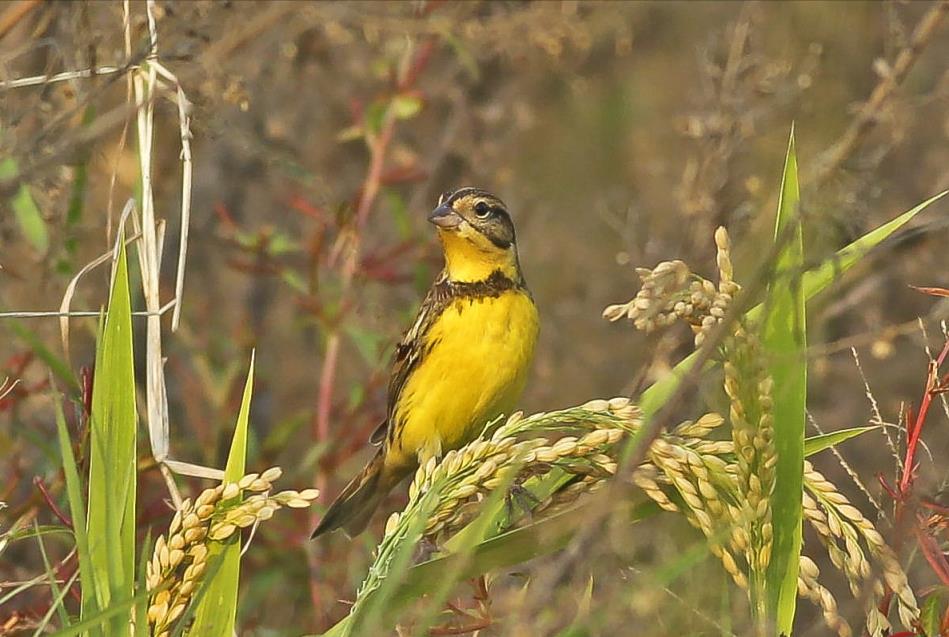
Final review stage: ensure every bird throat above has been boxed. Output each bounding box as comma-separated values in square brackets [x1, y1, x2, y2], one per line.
[438, 228, 519, 283]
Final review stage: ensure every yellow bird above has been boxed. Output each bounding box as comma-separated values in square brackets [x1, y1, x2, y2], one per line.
[312, 188, 539, 538]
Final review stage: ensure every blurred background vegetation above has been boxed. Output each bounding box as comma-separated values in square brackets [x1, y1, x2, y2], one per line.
[2, 1, 948, 634]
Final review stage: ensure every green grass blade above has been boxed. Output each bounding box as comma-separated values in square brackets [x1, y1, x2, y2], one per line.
[85, 240, 137, 635]
[33, 570, 81, 636]
[800, 189, 947, 298]
[762, 127, 805, 633]
[48, 587, 153, 637]
[804, 427, 877, 457]
[189, 353, 255, 637]
[53, 393, 101, 622]
[33, 520, 71, 630]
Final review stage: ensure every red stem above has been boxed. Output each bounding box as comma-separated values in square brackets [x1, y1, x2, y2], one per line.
[899, 339, 949, 494]
[34, 476, 72, 528]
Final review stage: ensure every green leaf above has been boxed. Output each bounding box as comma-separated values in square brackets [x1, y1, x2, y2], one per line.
[85, 240, 137, 635]
[801, 189, 947, 299]
[919, 591, 945, 637]
[804, 427, 877, 457]
[34, 520, 71, 630]
[189, 354, 255, 637]
[54, 393, 101, 631]
[0, 157, 49, 253]
[391, 94, 423, 120]
[344, 324, 387, 366]
[13, 183, 49, 253]
[763, 126, 805, 632]
[47, 587, 152, 637]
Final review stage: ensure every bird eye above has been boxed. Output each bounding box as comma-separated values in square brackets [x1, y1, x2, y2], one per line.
[474, 201, 491, 218]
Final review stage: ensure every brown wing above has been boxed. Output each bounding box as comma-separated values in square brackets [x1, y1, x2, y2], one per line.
[369, 271, 451, 446]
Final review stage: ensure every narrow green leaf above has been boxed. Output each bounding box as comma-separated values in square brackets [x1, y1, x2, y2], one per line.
[801, 190, 947, 299]
[0, 158, 48, 253]
[33, 570, 81, 636]
[189, 354, 255, 637]
[33, 520, 70, 630]
[48, 587, 153, 637]
[85, 240, 137, 635]
[13, 183, 49, 253]
[54, 393, 101, 629]
[762, 127, 805, 632]
[919, 591, 945, 637]
[804, 427, 877, 457]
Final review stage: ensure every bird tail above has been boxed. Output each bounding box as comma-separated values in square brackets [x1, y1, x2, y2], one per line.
[311, 449, 389, 539]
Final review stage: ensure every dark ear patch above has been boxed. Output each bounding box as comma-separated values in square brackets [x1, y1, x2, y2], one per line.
[485, 210, 515, 249]
[487, 234, 512, 249]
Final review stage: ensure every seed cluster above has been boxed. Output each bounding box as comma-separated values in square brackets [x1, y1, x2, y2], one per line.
[803, 461, 917, 636]
[797, 555, 851, 637]
[408, 398, 636, 540]
[145, 468, 318, 637]
[354, 399, 642, 623]
[602, 227, 918, 635]
[723, 327, 777, 609]
[602, 226, 740, 348]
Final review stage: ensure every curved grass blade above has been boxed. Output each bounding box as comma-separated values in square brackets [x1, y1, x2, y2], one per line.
[189, 352, 255, 636]
[762, 126, 805, 633]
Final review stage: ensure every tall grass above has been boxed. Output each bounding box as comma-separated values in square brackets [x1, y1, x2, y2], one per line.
[189, 356, 255, 635]
[40, 232, 317, 637]
[84, 236, 137, 636]
[762, 128, 806, 633]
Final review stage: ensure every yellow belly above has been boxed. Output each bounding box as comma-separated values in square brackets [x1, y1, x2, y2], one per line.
[388, 290, 539, 470]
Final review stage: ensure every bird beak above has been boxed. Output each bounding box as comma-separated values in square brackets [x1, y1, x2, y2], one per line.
[428, 203, 463, 229]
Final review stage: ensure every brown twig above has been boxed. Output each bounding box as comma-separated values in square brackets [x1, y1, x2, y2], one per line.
[0, 0, 40, 41]
[33, 476, 72, 528]
[807, 0, 949, 188]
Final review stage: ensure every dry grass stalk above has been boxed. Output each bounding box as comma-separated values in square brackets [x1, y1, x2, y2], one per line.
[145, 467, 317, 637]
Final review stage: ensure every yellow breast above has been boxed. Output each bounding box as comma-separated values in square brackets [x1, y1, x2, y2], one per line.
[388, 289, 539, 469]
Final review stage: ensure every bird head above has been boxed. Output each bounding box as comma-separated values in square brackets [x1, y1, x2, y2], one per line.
[428, 188, 520, 282]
